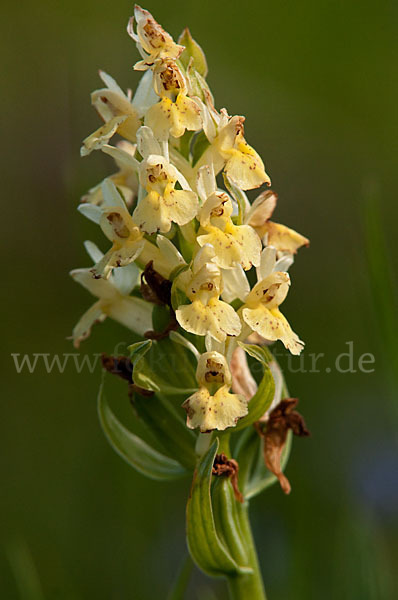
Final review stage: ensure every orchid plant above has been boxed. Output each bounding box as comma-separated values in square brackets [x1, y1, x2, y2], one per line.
[71, 6, 310, 598]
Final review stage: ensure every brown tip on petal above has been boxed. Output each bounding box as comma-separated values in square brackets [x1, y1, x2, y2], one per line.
[212, 453, 244, 502]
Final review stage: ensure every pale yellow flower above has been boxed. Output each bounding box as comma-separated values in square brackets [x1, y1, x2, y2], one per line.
[242, 270, 304, 355]
[182, 352, 248, 431]
[91, 71, 142, 142]
[70, 242, 151, 348]
[145, 59, 202, 140]
[127, 5, 184, 71]
[133, 127, 198, 234]
[196, 166, 261, 270]
[246, 190, 309, 253]
[85, 180, 144, 279]
[197, 110, 270, 190]
[175, 246, 241, 343]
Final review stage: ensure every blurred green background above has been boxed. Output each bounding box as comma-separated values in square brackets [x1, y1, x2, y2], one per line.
[2, 0, 397, 598]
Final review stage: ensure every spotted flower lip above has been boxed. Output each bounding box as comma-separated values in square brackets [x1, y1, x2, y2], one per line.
[197, 111, 271, 191]
[175, 246, 242, 343]
[182, 351, 248, 432]
[196, 166, 261, 270]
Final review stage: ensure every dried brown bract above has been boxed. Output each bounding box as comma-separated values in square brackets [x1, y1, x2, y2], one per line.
[212, 453, 243, 503]
[256, 398, 310, 494]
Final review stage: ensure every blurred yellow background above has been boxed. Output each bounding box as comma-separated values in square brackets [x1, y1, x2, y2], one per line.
[1, 1, 397, 598]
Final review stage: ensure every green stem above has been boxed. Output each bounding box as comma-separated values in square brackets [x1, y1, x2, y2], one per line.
[227, 502, 266, 600]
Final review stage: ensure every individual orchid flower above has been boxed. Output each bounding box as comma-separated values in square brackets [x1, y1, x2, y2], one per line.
[70, 241, 151, 347]
[145, 59, 202, 140]
[82, 69, 158, 155]
[82, 141, 139, 207]
[196, 165, 261, 270]
[78, 180, 144, 279]
[241, 246, 304, 355]
[182, 351, 248, 432]
[127, 5, 184, 71]
[91, 71, 142, 142]
[175, 245, 241, 343]
[197, 109, 271, 190]
[245, 190, 309, 253]
[133, 126, 198, 234]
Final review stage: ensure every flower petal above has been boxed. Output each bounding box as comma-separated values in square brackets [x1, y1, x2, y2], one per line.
[242, 305, 304, 355]
[183, 386, 248, 432]
[72, 301, 105, 348]
[176, 299, 241, 342]
[258, 221, 310, 254]
[224, 135, 270, 191]
[198, 223, 261, 270]
[80, 116, 127, 156]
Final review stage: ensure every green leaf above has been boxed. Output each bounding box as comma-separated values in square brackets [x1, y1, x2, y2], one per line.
[233, 426, 261, 493]
[178, 28, 208, 77]
[223, 174, 249, 225]
[186, 439, 246, 576]
[233, 344, 275, 431]
[133, 392, 197, 470]
[98, 380, 187, 481]
[129, 338, 197, 395]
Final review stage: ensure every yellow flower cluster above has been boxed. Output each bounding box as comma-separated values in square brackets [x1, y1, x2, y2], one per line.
[72, 5, 309, 432]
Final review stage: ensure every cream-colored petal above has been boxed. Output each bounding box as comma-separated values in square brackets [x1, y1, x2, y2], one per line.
[80, 116, 127, 156]
[256, 221, 310, 254]
[107, 295, 152, 337]
[256, 246, 277, 281]
[91, 240, 144, 279]
[145, 99, 176, 141]
[91, 90, 140, 142]
[132, 69, 158, 117]
[163, 188, 198, 226]
[156, 235, 186, 270]
[183, 386, 248, 432]
[176, 298, 241, 342]
[133, 190, 172, 234]
[246, 271, 290, 309]
[84, 240, 104, 264]
[197, 164, 217, 203]
[245, 190, 277, 226]
[101, 143, 139, 173]
[101, 179, 128, 210]
[197, 223, 261, 270]
[174, 94, 202, 134]
[70, 268, 116, 300]
[224, 136, 271, 190]
[98, 70, 125, 96]
[242, 305, 304, 355]
[136, 125, 162, 158]
[221, 265, 250, 303]
[72, 301, 105, 348]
